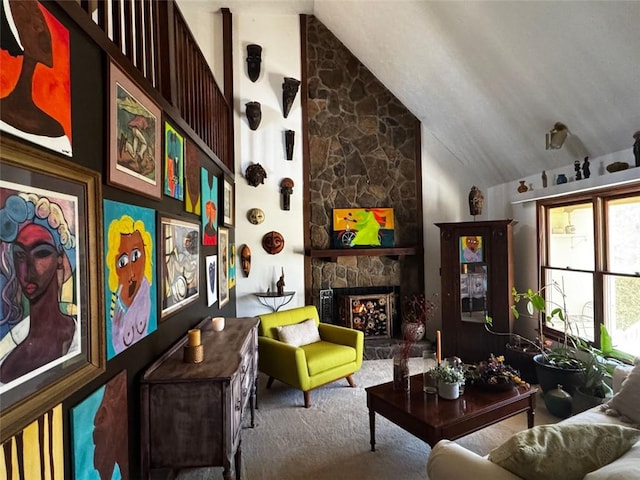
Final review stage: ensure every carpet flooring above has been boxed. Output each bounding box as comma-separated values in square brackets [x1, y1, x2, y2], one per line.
[176, 358, 558, 480]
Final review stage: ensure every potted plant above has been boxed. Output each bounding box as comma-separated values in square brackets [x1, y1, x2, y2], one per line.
[431, 363, 465, 399]
[400, 292, 438, 342]
[486, 280, 586, 394]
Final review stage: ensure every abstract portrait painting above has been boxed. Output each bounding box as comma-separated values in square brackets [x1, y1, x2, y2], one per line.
[71, 370, 128, 480]
[164, 122, 184, 200]
[184, 140, 201, 214]
[0, 0, 72, 156]
[229, 243, 236, 289]
[0, 138, 104, 443]
[103, 200, 157, 360]
[201, 168, 218, 246]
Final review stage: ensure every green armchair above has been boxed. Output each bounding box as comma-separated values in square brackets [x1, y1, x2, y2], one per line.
[258, 305, 364, 408]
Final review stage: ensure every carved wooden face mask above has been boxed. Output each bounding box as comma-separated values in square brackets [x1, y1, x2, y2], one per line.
[262, 231, 284, 255]
[245, 102, 262, 130]
[247, 208, 265, 225]
[282, 77, 300, 119]
[246, 44, 262, 82]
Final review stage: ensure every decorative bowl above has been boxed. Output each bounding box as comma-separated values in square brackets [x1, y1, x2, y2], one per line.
[606, 162, 629, 173]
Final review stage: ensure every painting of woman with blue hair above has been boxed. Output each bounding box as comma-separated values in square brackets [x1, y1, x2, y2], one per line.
[0, 188, 79, 387]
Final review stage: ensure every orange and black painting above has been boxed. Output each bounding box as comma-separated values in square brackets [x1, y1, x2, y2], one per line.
[0, 0, 72, 156]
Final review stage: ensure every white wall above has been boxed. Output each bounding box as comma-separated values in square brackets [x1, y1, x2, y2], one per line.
[232, 15, 305, 317]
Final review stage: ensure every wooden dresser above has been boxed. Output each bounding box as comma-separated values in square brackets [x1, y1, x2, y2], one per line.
[140, 317, 259, 480]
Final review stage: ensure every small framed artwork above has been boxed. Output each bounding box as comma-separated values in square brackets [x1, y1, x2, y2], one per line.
[460, 235, 483, 263]
[229, 243, 236, 289]
[205, 255, 218, 307]
[0, 137, 105, 443]
[218, 227, 230, 308]
[201, 168, 218, 246]
[160, 215, 200, 318]
[223, 178, 234, 226]
[164, 121, 184, 200]
[108, 60, 162, 200]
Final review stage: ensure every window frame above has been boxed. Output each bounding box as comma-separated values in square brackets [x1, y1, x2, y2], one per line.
[536, 182, 640, 350]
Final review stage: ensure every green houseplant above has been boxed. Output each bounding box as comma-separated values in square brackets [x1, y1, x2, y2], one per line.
[431, 363, 465, 399]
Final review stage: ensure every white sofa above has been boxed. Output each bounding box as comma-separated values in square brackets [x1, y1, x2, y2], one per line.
[427, 365, 640, 480]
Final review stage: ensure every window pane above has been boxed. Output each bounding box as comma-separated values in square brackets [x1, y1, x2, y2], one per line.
[547, 204, 594, 270]
[604, 274, 640, 357]
[607, 195, 640, 275]
[544, 269, 594, 341]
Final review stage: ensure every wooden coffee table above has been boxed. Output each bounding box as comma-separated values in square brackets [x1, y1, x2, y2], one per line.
[366, 373, 538, 450]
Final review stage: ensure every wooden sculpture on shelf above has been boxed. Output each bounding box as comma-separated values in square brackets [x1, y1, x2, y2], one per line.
[276, 268, 285, 296]
[241, 244, 251, 277]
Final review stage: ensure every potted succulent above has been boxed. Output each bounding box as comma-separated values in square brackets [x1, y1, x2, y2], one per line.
[431, 363, 465, 399]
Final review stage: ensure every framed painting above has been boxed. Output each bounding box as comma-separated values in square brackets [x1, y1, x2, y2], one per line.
[71, 370, 128, 480]
[223, 178, 234, 226]
[108, 60, 161, 200]
[160, 215, 200, 318]
[218, 227, 229, 308]
[201, 168, 218, 246]
[0, 404, 64, 478]
[460, 235, 483, 263]
[0, 1, 72, 157]
[332, 207, 395, 248]
[184, 140, 201, 214]
[0, 137, 104, 443]
[164, 121, 184, 200]
[206, 255, 218, 307]
[229, 243, 236, 289]
[103, 200, 158, 360]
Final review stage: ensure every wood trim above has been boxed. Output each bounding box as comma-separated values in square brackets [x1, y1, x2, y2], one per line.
[222, 8, 235, 172]
[300, 14, 312, 305]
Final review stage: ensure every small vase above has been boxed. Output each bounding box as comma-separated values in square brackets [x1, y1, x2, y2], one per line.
[401, 322, 425, 342]
[517, 180, 528, 193]
[544, 384, 573, 418]
[438, 381, 460, 400]
[556, 173, 568, 185]
[393, 354, 410, 393]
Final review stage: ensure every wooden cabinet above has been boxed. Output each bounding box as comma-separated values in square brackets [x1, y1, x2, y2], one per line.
[140, 317, 259, 480]
[435, 220, 514, 362]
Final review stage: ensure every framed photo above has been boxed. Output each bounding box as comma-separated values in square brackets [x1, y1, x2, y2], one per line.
[223, 178, 234, 226]
[108, 60, 162, 200]
[164, 121, 184, 200]
[0, 137, 105, 443]
[160, 215, 200, 318]
[218, 227, 229, 308]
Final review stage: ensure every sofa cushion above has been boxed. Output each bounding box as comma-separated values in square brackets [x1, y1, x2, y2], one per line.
[488, 423, 640, 480]
[276, 318, 321, 347]
[602, 360, 640, 425]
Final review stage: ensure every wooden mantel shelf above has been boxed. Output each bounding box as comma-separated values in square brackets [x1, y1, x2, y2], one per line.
[306, 246, 421, 262]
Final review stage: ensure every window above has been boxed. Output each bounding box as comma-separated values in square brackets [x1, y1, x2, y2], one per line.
[538, 185, 640, 357]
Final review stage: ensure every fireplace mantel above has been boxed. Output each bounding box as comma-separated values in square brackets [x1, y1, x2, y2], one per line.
[306, 246, 421, 262]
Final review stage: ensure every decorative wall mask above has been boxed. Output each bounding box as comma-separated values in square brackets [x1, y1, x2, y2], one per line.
[282, 77, 300, 118]
[245, 101, 262, 130]
[245, 163, 267, 187]
[280, 178, 294, 211]
[468, 185, 484, 217]
[246, 44, 262, 82]
[247, 208, 265, 225]
[262, 231, 285, 255]
[285, 130, 295, 160]
[240, 244, 251, 277]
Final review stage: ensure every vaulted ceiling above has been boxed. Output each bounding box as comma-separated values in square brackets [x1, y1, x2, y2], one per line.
[180, 0, 640, 186]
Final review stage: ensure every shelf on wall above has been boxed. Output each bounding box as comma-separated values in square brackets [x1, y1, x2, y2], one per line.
[511, 167, 640, 204]
[306, 246, 421, 262]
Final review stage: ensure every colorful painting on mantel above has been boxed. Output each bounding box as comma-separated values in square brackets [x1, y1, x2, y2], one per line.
[71, 370, 128, 480]
[0, 0, 72, 156]
[332, 208, 395, 248]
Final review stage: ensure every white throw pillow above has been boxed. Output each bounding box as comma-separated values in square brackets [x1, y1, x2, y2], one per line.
[276, 318, 321, 347]
[602, 360, 640, 425]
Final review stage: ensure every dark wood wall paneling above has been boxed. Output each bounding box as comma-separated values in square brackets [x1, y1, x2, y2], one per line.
[3, 2, 239, 478]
